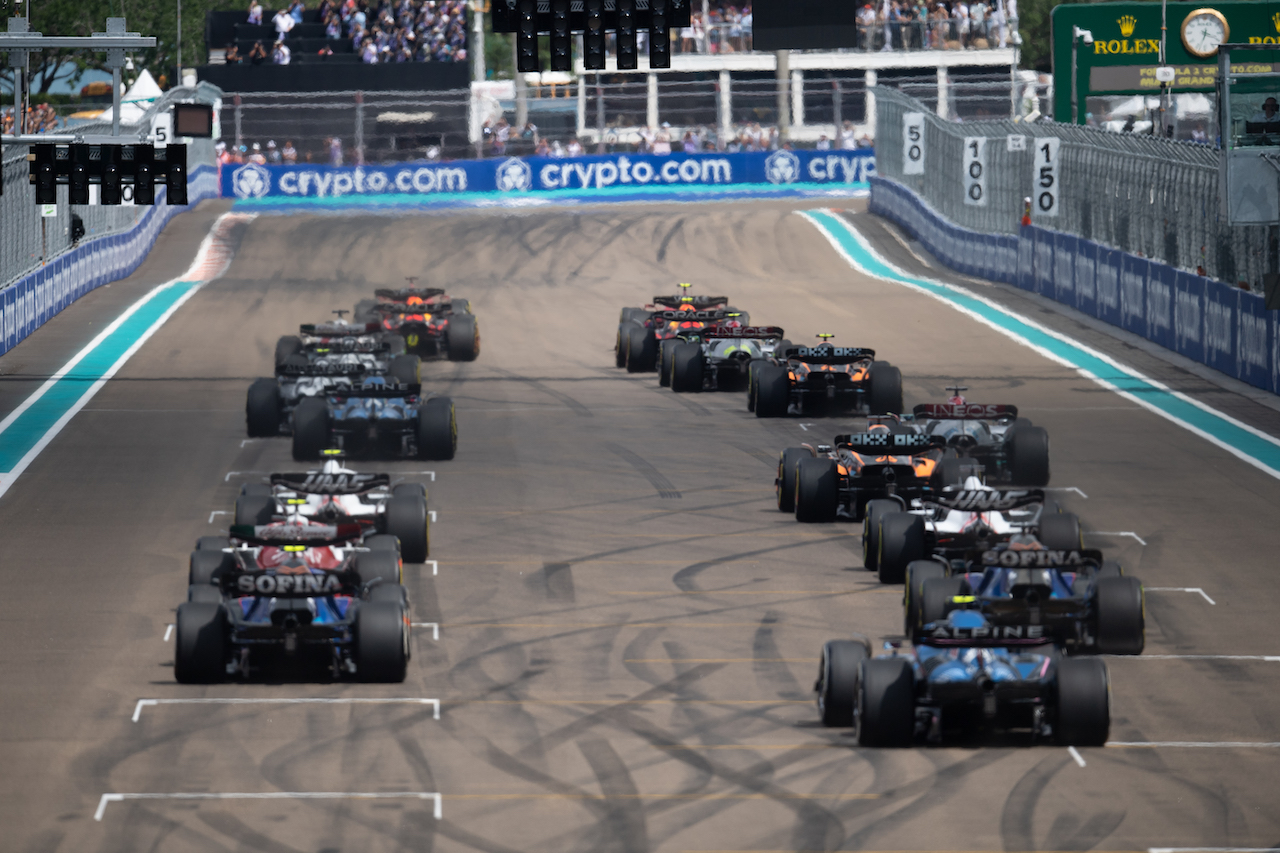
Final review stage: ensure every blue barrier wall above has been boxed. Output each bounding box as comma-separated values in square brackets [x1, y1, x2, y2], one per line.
[221, 149, 876, 201]
[869, 174, 1280, 396]
[0, 165, 220, 359]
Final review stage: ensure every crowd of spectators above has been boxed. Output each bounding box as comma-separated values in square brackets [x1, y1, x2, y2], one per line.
[2, 103, 61, 134]
[217, 139, 300, 164]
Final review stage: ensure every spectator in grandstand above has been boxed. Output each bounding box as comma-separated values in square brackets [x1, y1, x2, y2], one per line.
[1251, 97, 1279, 123]
[318, 44, 335, 58]
[857, 4, 875, 49]
[840, 120, 856, 149]
[248, 40, 268, 64]
[325, 13, 341, 38]
[273, 7, 296, 40]
[224, 43, 242, 63]
[360, 38, 378, 63]
[248, 0, 264, 25]
[289, 1, 306, 24]
[248, 142, 267, 164]
[534, 137, 550, 156]
[653, 125, 672, 154]
[283, 140, 298, 163]
[857, 133, 873, 148]
[266, 140, 282, 163]
[566, 138, 584, 156]
[816, 134, 831, 150]
[493, 118, 509, 155]
[273, 40, 292, 64]
[328, 136, 343, 166]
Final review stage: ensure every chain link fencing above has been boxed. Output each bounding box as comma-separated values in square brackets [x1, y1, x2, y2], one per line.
[0, 82, 222, 290]
[874, 85, 1272, 289]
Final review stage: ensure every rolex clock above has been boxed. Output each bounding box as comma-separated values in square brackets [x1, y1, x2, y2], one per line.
[1181, 8, 1229, 58]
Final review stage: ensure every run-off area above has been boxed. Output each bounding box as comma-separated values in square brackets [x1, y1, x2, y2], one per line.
[3, 201, 1280, 851]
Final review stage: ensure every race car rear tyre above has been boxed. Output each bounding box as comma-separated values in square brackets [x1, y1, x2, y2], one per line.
[776, 447, 813, 513]
[626, 326, 658, 373]
[355, 602, 409, 683]
[878, 512, 926, 584]
[754, 364, 790, 418]
[235, 494, 276, 527]
[747, 359, 767, 411]
[393, 483, 428, 499]
[246, 378, 280, 438]
[920, 575, 967, 633]
[1098, 560, 1124, 578]
[862, 499, 900, 573]
[1009, 425, 1051, 486]
[367, 582, 411, 608]
[449, 298, 473, 314]
[188, 584, 222, 604]
[364, 533, 401, 554]
[389, 354, 422, 386]
[174, 602, 226, 684]
[1038, 511, 1083, 550]
[239, 483, 273, 499]
[670, 343, 704, 392]
[857, 658, 915, 747]
[615, 325, 628, 368]
[417, 396, 457, 460]
[1055, 657, 1110, 746]
[292, 397, 331, 461]
[274, 335, 302, 368]
[354, 298, 379, 324]
[446, 313, 480, 361]
[817, 640, 867, 727]
[867, 362, 904, 415]
[1094, 576, 1145, 655]
[794, 457, 838, 523]
[619, 307, 647, 326]
[658, 339, 678, 387]
[905, 560, 949, 635]
[189, 549, 235, 586]
[385, 495, 429, 562]
[355, 550, 402, 587]
[197, 535, 232, 550]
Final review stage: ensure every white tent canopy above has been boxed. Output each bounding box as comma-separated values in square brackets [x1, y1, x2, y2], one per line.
[97, 69, 163, 126]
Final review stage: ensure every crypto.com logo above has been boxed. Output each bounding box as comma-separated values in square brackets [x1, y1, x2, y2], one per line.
[764, 150, 800, 184]
[231, 163, 271, 199]
[495, 158, 532, 192]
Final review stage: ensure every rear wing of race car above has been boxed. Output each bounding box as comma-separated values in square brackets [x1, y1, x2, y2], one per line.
[270, 472, 391, 495]
[652, 309, 728, 323]
[375, 287, 447, 302]
[783, 344, 875, 364]
[700, 325, 785, 339]
[330, 383, 421, 398]
[913, 403, 1019, 420]
[220, 567, 362, 597]
[277, 361, 377, 378]
[229, 521, 366, 546]
[300, 321, 381, 336]
[927, 488, 1045, 512]
[652, 295, 728, 309]
[835, 432, 940, 454]
[965, 547, 1104, 570]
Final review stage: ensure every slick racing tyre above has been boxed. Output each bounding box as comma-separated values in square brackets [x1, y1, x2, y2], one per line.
[920, 575, 967, 633]
[354, 298, 378, 324]
[389, 354, 422, 386]
[776, 447, 813, 513]
[449, 298, 473, 314]
[1038, 511, 1083, 550]
[393, 482, 428, 498]
[384, 494, 429, 562]
[174, 602, 226, 684]
[1009, 425, 1051, 486]
[615, 324, 629, 368]
[670, 343, 704, 392]
[904, 560, 948, 636]
[417, 396, 457, 460]
[754, 364, 790, 418]
[658, 339, 679, 387]
[446, 313, 480, 361]
[235, 494, 275, 527]
[367, 582, 411, 608]
[355, 549, 402, 587]
[857, 658, 915, 747]
[1093, 576, 1144, 655]
[197, 535, 232, 550]
[355, 601, 409, 683]
[187, 584, 222, 604]
[747, 359, 767, 412]
[274, 335, 302, 368]
[867, 361, 904, 415]
[862, 499, 899, 574]
[878, 512, 925, 584]
[246, 378, 281, 437]
[292, 397, 331, 461]
[626, 326, 658, 373]
[795, 457, 839, 523]
[364, 533, 401, 555]
[1055, 657, 1110, 746]
[189, 549, 235, 586]
[817, 640, 867, 727]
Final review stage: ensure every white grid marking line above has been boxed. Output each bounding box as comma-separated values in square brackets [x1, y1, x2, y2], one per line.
[225, 470, 264, 482]
[131, 697, 440, 723]
[412, 622, 440, 640]
[1067, 746, 1086, 767]
[95, 791, 441, 821]
[425, 560, 438, 576]
[1150, 848, 1280, 852]
[208, 510, 230, 524]
[1147, 587, 1216, 605]
[1045, 486, 1090, 498]
[1108, 741, 1280, 748]
[1088, 531, 1148, 546]
[429, 511, 437, 522]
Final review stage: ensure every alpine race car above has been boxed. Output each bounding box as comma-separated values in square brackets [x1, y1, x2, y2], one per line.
[357, 286, 479, 362]
[750, 337, 902, 417]
[232, 452, 431, 562]
[814, 614, 1111, 746]
[900, 388, 1050, 485]
[291, 376, 456, 462]
[667, 325, 789, 393]
[246, 319, 419, 438]
[903, 542, 1145, 655]
[177, 519, 410, 683]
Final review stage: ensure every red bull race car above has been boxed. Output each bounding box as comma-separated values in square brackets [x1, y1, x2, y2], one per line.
[355, 285, 479, 362]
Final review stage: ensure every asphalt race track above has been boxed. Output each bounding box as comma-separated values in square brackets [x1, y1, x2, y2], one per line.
[3, 198, 1280, 853]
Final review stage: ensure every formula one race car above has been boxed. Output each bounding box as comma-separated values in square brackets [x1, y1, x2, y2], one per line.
[814, 616, 1110, 746]
[291, 376, 456, 462]
[177, 519, 410, 683]
[615, 285, 742, 374]
[751, 336, 902, 417]
[667, 325, 789, 392]
[232, 453, 430, 562]
[903, 542, 1145, 655]
[904, 389, 1050, 485]
[356, 286, 479, 362]
[246, 318, 419, 437]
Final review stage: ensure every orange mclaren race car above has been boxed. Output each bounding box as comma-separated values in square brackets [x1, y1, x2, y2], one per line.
[355, 286, 479, 361]
[750, 335, 902, 417]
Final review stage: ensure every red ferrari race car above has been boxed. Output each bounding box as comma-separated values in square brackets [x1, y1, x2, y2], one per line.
[355, 285, 479, 362]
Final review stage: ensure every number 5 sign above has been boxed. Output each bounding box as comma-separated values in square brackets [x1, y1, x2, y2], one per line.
[962, 137, 986, 207]
[1032, 137, 1060, 217]
[902, 112, 925, 175]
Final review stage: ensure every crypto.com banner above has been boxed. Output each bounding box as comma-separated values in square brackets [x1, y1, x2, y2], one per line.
[222, 149, 876, 200]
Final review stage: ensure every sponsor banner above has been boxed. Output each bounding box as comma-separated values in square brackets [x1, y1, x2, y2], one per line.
[222, 149, 876, 201]
[869, 174, 1280, 397]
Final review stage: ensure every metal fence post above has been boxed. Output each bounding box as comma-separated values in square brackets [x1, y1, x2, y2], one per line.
[646, 72, 658, 130]
[595, 73, 605, 153]
[234, 94, 243, 151]
[718, 70, 731, 147]
[354, 91, 364, 164]
[864, 70, 876, 138]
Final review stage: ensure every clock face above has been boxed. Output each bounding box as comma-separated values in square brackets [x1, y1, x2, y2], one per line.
[1182, 9, 1229, 58]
